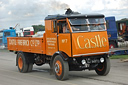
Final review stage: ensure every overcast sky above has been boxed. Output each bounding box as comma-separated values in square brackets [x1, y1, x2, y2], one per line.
[0, 0, 128, 30]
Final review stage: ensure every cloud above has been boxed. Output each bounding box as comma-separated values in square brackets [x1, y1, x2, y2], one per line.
[64, 0, 128, 20]
[0, 0, 69, 29]
[0, 0, 128, 29]
[8, 11, 12, 15]
[91, 0, 104, 11]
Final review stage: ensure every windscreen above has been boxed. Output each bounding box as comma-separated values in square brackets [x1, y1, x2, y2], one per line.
[69, 18, 106, 32]
[4, 32, 10, 37]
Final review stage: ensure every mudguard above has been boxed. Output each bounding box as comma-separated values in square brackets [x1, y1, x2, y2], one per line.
[50, 51, 69, 75]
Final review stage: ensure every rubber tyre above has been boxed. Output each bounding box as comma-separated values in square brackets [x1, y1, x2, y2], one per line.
[53, 55, 69, 80]
[17, 52, 29, 73]
[95, 57, 110, 76]
[27, 63, 33, 72]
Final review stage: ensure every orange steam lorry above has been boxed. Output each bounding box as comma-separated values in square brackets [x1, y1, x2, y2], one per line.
[7, 11, 110, 80]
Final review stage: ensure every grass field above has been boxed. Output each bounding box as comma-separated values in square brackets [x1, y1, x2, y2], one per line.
[110, 55, 128, 59]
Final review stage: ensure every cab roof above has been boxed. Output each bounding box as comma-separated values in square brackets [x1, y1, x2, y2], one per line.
[45, 14, 105, 20]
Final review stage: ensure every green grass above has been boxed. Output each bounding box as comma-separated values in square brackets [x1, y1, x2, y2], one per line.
[110, 55, 128, 59]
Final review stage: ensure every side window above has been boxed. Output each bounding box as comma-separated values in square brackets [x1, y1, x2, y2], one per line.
[4, 32, 10, 37]
[53, 21, 57, 33]
[58, 21, 69, 33]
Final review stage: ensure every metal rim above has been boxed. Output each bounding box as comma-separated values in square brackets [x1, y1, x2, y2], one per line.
[55, 60, 62, 76]
[18, 57, 23, 70]
[97, 64, 104, 71]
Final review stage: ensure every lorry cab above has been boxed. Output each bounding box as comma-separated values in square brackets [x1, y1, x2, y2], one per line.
[0, 29, 16, 47]
[105, 17, 118, 48]
[45, 14, 109, 57]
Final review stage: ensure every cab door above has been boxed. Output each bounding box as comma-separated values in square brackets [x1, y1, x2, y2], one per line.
[57, 20, 72, 57]
[45, 20, 58, 56]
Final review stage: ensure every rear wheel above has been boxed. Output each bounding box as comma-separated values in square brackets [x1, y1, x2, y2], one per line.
[27, 63, 33, 72]
[95, 56, 110, 76]
[17, 52, 28, 73]
[53, 55, 69, 80]
[17, 52, 33, 72]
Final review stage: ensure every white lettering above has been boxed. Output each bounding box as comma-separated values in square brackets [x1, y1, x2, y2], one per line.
[9, 39, 40, 47]
[30, 40, 34, 46]
[22, 40, 29, 46]
[9, 39, 17, 45]
[17, 40, 22, 45]
[35, 40, 40, 47]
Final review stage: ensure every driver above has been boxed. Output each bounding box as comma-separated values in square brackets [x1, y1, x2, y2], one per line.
[63, 23, 69, 33]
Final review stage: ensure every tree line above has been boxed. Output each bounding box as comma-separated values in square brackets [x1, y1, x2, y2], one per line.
[32, 25, 45, 33]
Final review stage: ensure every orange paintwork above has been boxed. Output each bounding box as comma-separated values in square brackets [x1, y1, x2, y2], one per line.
[58, 33, 71, 57]
[72, 31, 109, 57]
[55, 60, 62, 76]
[66, 18, 73, 32]
[7, 37, 44, 54]
[120, 24, 126, 35]
[7, 18, 109, 57]
[18, 57, 23, 69]
[45, 20, 58, 55]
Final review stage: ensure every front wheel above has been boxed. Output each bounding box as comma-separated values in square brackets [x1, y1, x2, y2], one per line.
[95, 56, 110, 76]
[53, 55, 69, 80]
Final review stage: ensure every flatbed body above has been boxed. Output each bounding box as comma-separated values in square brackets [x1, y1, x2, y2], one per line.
[7, 36, 46, 54]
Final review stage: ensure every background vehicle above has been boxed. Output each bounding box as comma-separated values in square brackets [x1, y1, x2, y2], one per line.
[106, 17, 128, 55]
[16, 30, 24, 37]
[7, 10, 110, 80]
[0, 29, 16, 48]
[20, 27, 34, 37]
[116, 19, 128, 41]
[105, 17, 118, 48]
